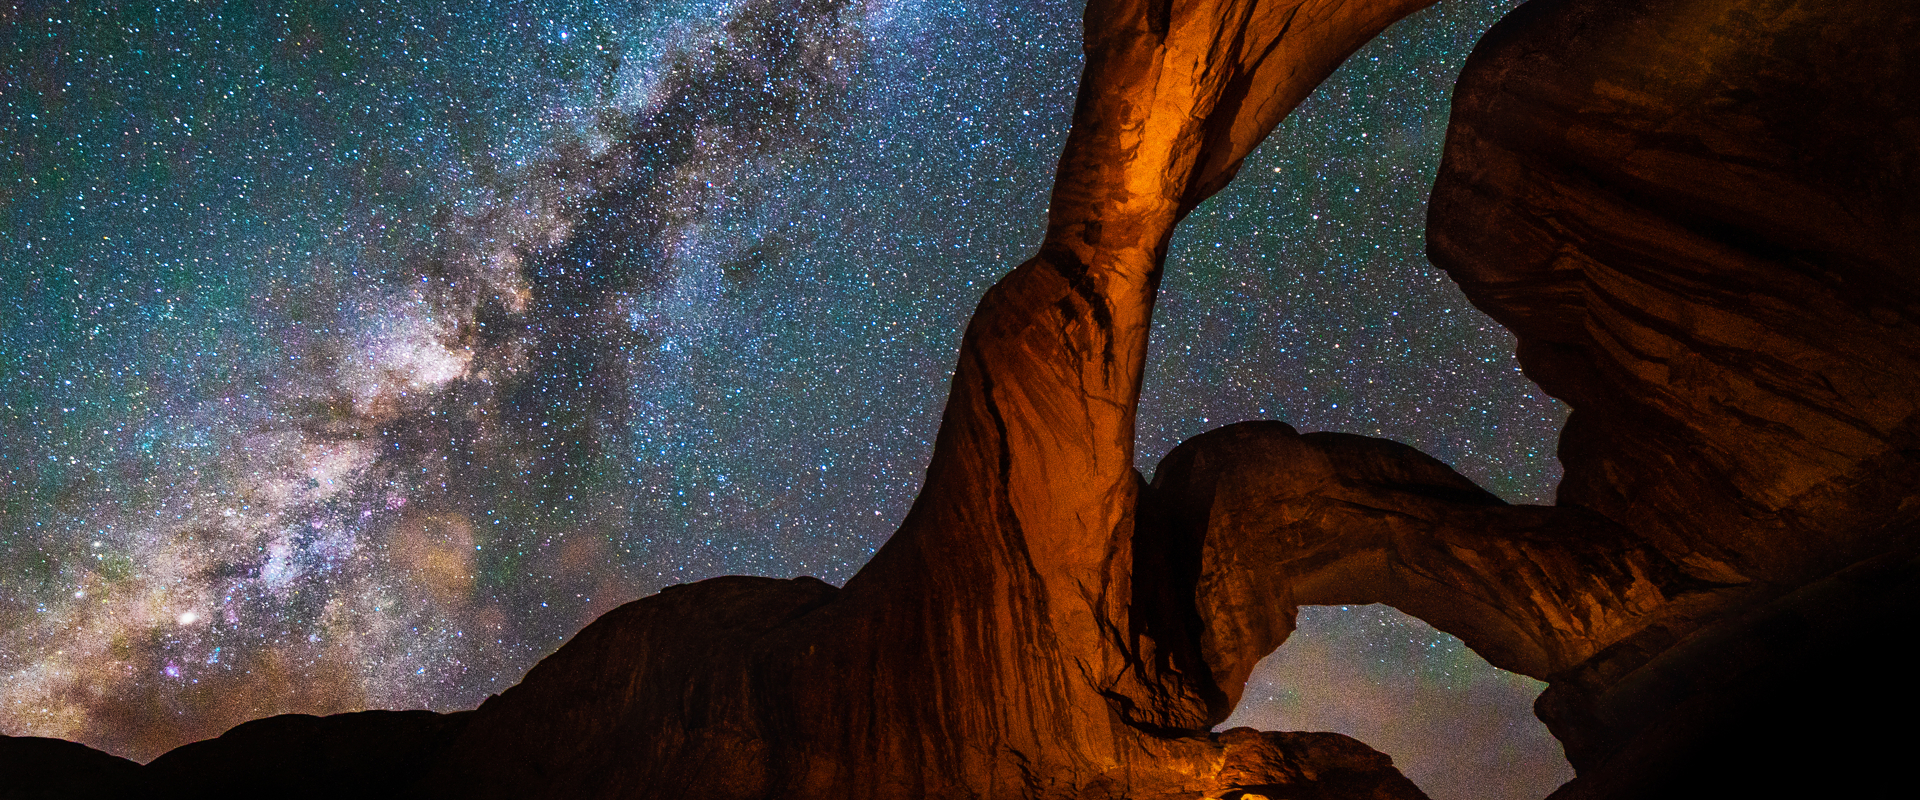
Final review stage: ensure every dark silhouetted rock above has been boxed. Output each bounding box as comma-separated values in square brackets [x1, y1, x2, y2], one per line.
[1538, 547, 1920, 800]
[13, 2, 1455, 797]
[1429, 0, 1920, 589]
[23, 0, 1918, 796]
[0, 735, 141, 800]
[141, 709, 469, 800]
[1428, 0, 1920, 793]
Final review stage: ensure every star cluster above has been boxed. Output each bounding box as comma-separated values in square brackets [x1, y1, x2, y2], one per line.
[3, 0, 1566, 796]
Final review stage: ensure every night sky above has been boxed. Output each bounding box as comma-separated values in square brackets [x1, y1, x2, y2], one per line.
[2, 0, 1570, 796]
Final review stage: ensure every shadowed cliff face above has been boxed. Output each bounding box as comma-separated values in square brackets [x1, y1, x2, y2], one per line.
[1426, 0, 1920, 793]
[415, 0, 1910, 793]
[7, 0, 1915, 796]
[1428, 0, 1920, 588]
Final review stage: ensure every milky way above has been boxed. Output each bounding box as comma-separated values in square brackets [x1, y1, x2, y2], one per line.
[3, 1, 1568, 796]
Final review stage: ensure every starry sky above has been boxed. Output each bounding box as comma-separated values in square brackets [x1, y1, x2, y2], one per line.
[2, 0, 1570, 796]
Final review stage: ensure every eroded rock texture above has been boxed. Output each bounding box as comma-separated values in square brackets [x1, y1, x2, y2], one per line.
[419, 0, 1446, 798]
[419, 0, 1920, 793]
[1430, 0, 1920, 588]
[1145, 422, 1695, 703]
[24, 0, 1917, 796]
[1426, 0, 1920, 794]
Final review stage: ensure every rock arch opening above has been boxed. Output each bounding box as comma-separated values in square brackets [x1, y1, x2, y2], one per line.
[1219, 604, 1569, 800]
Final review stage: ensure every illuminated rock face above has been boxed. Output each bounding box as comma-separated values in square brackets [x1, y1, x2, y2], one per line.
[1146, 421, 1693, 703]
[423, 0, 1444, 797]
[8, 0, 1914, 796]
[424, 0, 1920, 792]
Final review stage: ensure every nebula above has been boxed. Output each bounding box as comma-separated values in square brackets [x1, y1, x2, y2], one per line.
[3, 0, 878, 758]
[2, 1, 1567, 796]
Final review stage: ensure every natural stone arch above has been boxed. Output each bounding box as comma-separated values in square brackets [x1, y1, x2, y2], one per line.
[1142, 420, 1698, 719]
[422, 1, 1478, 797]
[18, 0, 1909, 797]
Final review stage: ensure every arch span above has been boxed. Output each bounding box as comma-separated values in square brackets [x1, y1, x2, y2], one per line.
[1143, 421, 1702, 718]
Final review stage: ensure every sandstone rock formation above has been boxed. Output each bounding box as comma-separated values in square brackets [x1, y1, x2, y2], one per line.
[420, 0, 1446, 797]
[1145, 421, 1696, 705]
[1427, 0, 1919, 794]
[1430, 0, 1920, 591]
[12, 0, 1916, 796]
[420, 0, 1920, 793]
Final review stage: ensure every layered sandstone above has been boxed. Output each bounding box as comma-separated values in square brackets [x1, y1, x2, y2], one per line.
[1427, 0, 1919, 793]
[1429, 0, 1920, 589]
